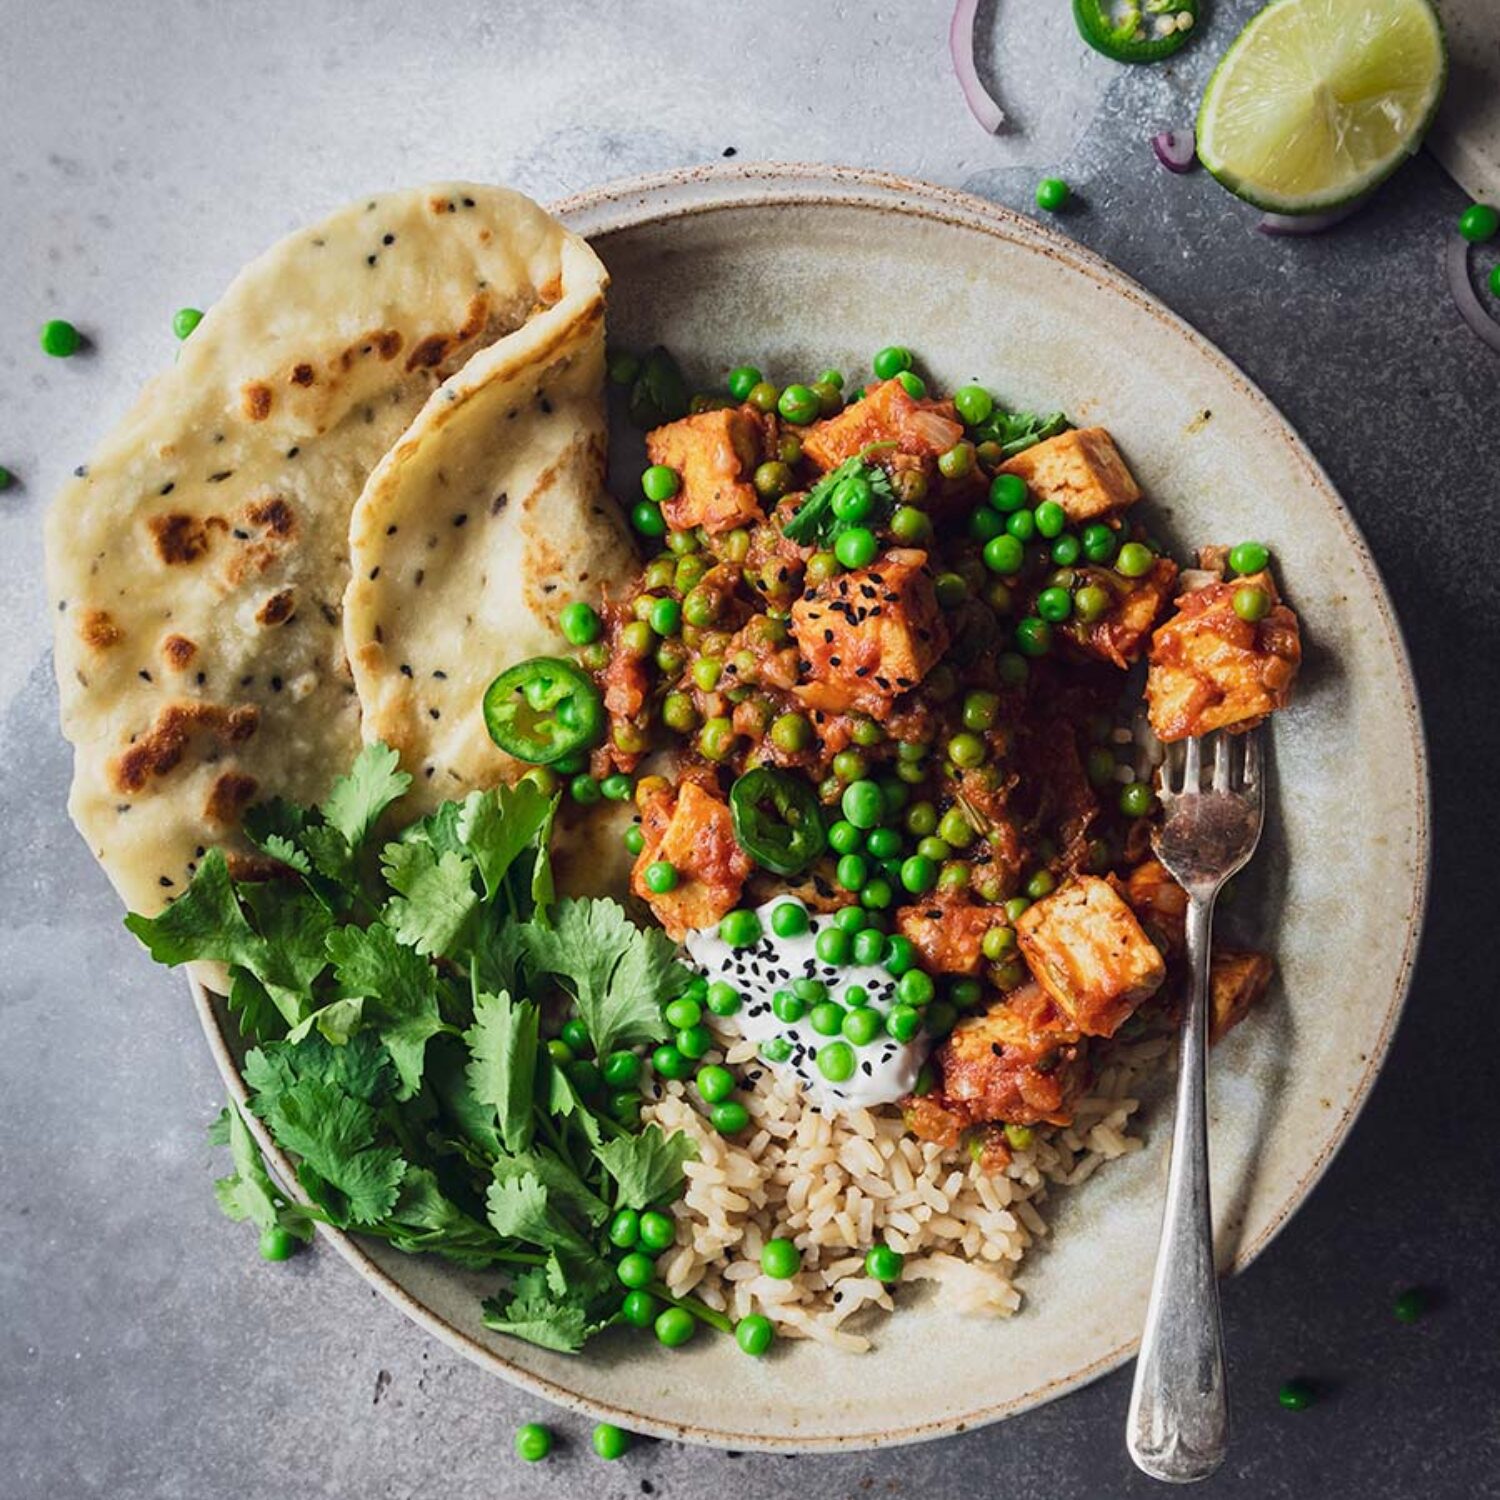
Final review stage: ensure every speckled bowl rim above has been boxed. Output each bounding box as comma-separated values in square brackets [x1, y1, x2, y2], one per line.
[188, 161, 1431, 1453]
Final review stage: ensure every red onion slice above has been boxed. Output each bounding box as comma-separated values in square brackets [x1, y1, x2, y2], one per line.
[1446, 232, 1500, 355]
[950, 0, 1004, 134]
[1151, 129, 1196, 174]
[1256, 199, 1367, 235]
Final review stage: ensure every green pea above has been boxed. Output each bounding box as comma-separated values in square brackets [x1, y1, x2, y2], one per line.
[706, 981, 742, 1017]
[521, 766, 561, 797]
[1003, 1123, 1035, 1150]
[816, 1039, 856, 1082]
[793, 977, 829, 1003]
[1084, 745, 1116, 787]
[0, 465, 11, 491]
[842, 1007, 882, 1046]
[698, 715, 735, 760]
[823, 823, 861, 860]
[722, 527, 752, 562]
[937, 807, 975, 848]
[746, 380, 780, 413]
[1005, 508, 1037, 542]
[808, 1000, 844, 1037]
[983, 533, 1025, 576]
[642, 464, 681, 502]
[653, 1305, 696, 1348]
[1228, 540, 1270, 575]
[631, 501, 667, 538]
[171, 306, 204, 340]
[620, 1289, 658, 1326]
[900, 855, 938, 895]
[852, 927, 888, 966]
[1035, 176, 1070, 211]
[1003, 896, 1031, 923]
[772, 990, 804, 1025]
[872, 346, 913, 379]
[677, 1023, 713, 1060]
[924, 999, 958, 1037]
[258, 1226, 297, 1261]
[754, 460, 795, 500]
[833, 905, 868, 936]
[1014, 615, 1053, 657]
[660, 691, 698, 734]
[1119, 780, 1155, 818]
[727, 364, 763, 401]
[885, 1004, 921, 1042]
[609, 1207, 641, 1248]
[950, 978, 983, 1008]
[860, 877, 894, 910]
[1116, 541, 1154, 578]
[834, 527, 878, 569]
[1025, 869, 1056, 900]
[719, 908, 762, 948]
[712, 1099, 750, 1133]
[831, 474, 874, 523]
[570, 774, 601, 805]
[969, 505, 1004, 543]
[896, 370, 927, 398]
[1459, 202, 1500, 244]
[897, 969, 936, 1008]
[916, 836, 951, 862]
[947, 731, 986, 769]
[962, 690, 1000, 731]
[865, 1244, 905, 1282]
[905, 801, 937, 837]
[832, 748, 868, 784]
[559, 599, 602, 646]
[663, 994, 700, 1029]
[638, 1209, 676, 1252]
[884, 934, 917, 976]
[936, 862, 969, 892]
[1081, 522, 1118, 563]
[842, 778, 885, 830]
[803, 550, 839, 586]
[600, 772, 633, 802]
[1050, 533, 1082, 566]
[1074, 583, 1111, 623]
[836, 853, 869, 891]
[938, 441, 976, 481]
[592, 1422, 632, 1459]
[778, 383, 821, 425]
[989, 473, 1028, 512]
[811, 379, 844, 416]
[760, 1036, 793, 1063]
[1277, 1380, 1315, 1412]
[762, 1238, 803, 1278]
[644, 597, 678, 637]
[514, 1423, 553, 1462]
[954, 384, 994, 425]
[816, 925, 852, 965]
[690, 657, 722, 693]
[1035, 586, 1073, 622]
[39, 319, 81, 357]
[865, 826, 901, 859]
[603, 1050, 643, 1089]
[934, 571, 968, 609]
[623, 824, 646, 856]
[735, 1313, 775, 1356]
[1393, 1287, 1427, 1324]
[1233, 585, 1271, 622]
[890, 504, 933, 544]
[616, 1252, 655, 1289]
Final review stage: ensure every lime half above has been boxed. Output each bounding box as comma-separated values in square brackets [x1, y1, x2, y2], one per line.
[1197, 0, 1446, 214]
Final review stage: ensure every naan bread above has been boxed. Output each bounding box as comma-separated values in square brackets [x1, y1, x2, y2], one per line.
[47, 184, 590, 916]
[344, 234, 636, 813]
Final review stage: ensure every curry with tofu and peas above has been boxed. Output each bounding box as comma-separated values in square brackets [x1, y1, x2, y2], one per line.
[483, 347, 1301, 1166]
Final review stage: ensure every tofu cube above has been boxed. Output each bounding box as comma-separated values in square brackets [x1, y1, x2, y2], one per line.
[1146, 570, 1301, 742]
[800, 378, 963, 470]
[934, 983, 1090, 1126]
[998, 427, 1142, 522]
[1016, 875, 1166, 1036]
[646, 407, 765, 535]
[895, 897, 1002, 976]
[789, 547, 948, 714]
[631, 780, 751, 941]
[1210, 949, 1273, 1044]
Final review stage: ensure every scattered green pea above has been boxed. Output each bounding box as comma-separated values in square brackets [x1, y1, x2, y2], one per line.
[711, 1100, 750, 1133]
[642, 464, 681, 502]
[872, 345, 913, 379]
[39, 319, 81, 357]
[1115, 541, 1154, 578]
[1459, 202, 1499, 244]
[172, 307, 204, 340]
[834, 527, 878, 569]
[735, 1313, 775, 1356]
[514, 1422, 553, 1462]
[762, 1237, 802, 1278]
[1035, 176, 1071, 212]
[592, 1422, 632, 1459]
[865, 1244, 905, 1282]
[778, 383, 821, 425]
[1277, 1379, 1314, 1412]
[727, 364, 763, 401]
[1233, 585, 1271, 622]
[954, 384, 994, 425]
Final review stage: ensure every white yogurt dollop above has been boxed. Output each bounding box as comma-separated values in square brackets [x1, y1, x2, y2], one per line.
[685, 897, 931, 1114]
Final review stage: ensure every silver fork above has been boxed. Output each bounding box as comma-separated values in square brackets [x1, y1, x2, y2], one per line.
[1126, 727, 1265, 1484]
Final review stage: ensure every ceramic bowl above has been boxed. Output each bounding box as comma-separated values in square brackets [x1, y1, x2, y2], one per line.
[192, 164, 1429, 1452]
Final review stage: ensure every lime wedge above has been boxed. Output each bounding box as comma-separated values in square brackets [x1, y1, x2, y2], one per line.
[1197, 0, 1447, 214]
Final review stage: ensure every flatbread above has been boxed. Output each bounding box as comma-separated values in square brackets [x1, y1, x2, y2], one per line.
[47, 183, 586, 916]
[344, 234, 636, 812]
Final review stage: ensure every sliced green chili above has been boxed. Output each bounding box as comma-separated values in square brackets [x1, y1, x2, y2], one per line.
[729, 767, 828, 876]
[482, 656, 604, 764]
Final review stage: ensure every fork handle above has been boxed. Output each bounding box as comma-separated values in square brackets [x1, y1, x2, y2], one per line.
[1126, 892, 1229, 1484]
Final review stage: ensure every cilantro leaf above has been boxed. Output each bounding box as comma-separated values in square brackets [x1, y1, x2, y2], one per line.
[211, 1099, 316, 1241]
[320, 742, 412, 850]
[969, 406, 1070, 458]
[485, 1171, 594, 1260]
[244, 1031, 394, 1108]
[492, 1149, 608, 1231]
[596, 1124, 697, 1211]
[520, 899, 685, 1058]
[382, 1166, 507, 1268]
[456, 783, 553, 902]
[381, 841, 479, 957]
[463, 991, 540, 1155]
[481, 1265, 614, 1353]
[424, 1035, 503, 1157]
[325, 924, 445, 1100]
[545, 1059, 603, 1149]
[286, 995, 366, 1047]
[255, 1078, 406, 1226]
[781, 457, 894, 548]
[227, 967, 288, 1042]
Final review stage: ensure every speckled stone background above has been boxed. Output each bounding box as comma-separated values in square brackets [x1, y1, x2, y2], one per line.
[3, 2, 1499, 1497]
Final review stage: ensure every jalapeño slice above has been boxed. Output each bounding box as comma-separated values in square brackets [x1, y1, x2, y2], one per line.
[729, 767, 828, 877]
[483, 656, 604, 765]
[1073, 0, 1198, 63]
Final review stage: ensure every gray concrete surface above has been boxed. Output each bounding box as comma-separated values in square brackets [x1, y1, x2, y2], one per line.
[3, 2, 1499, 1496]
